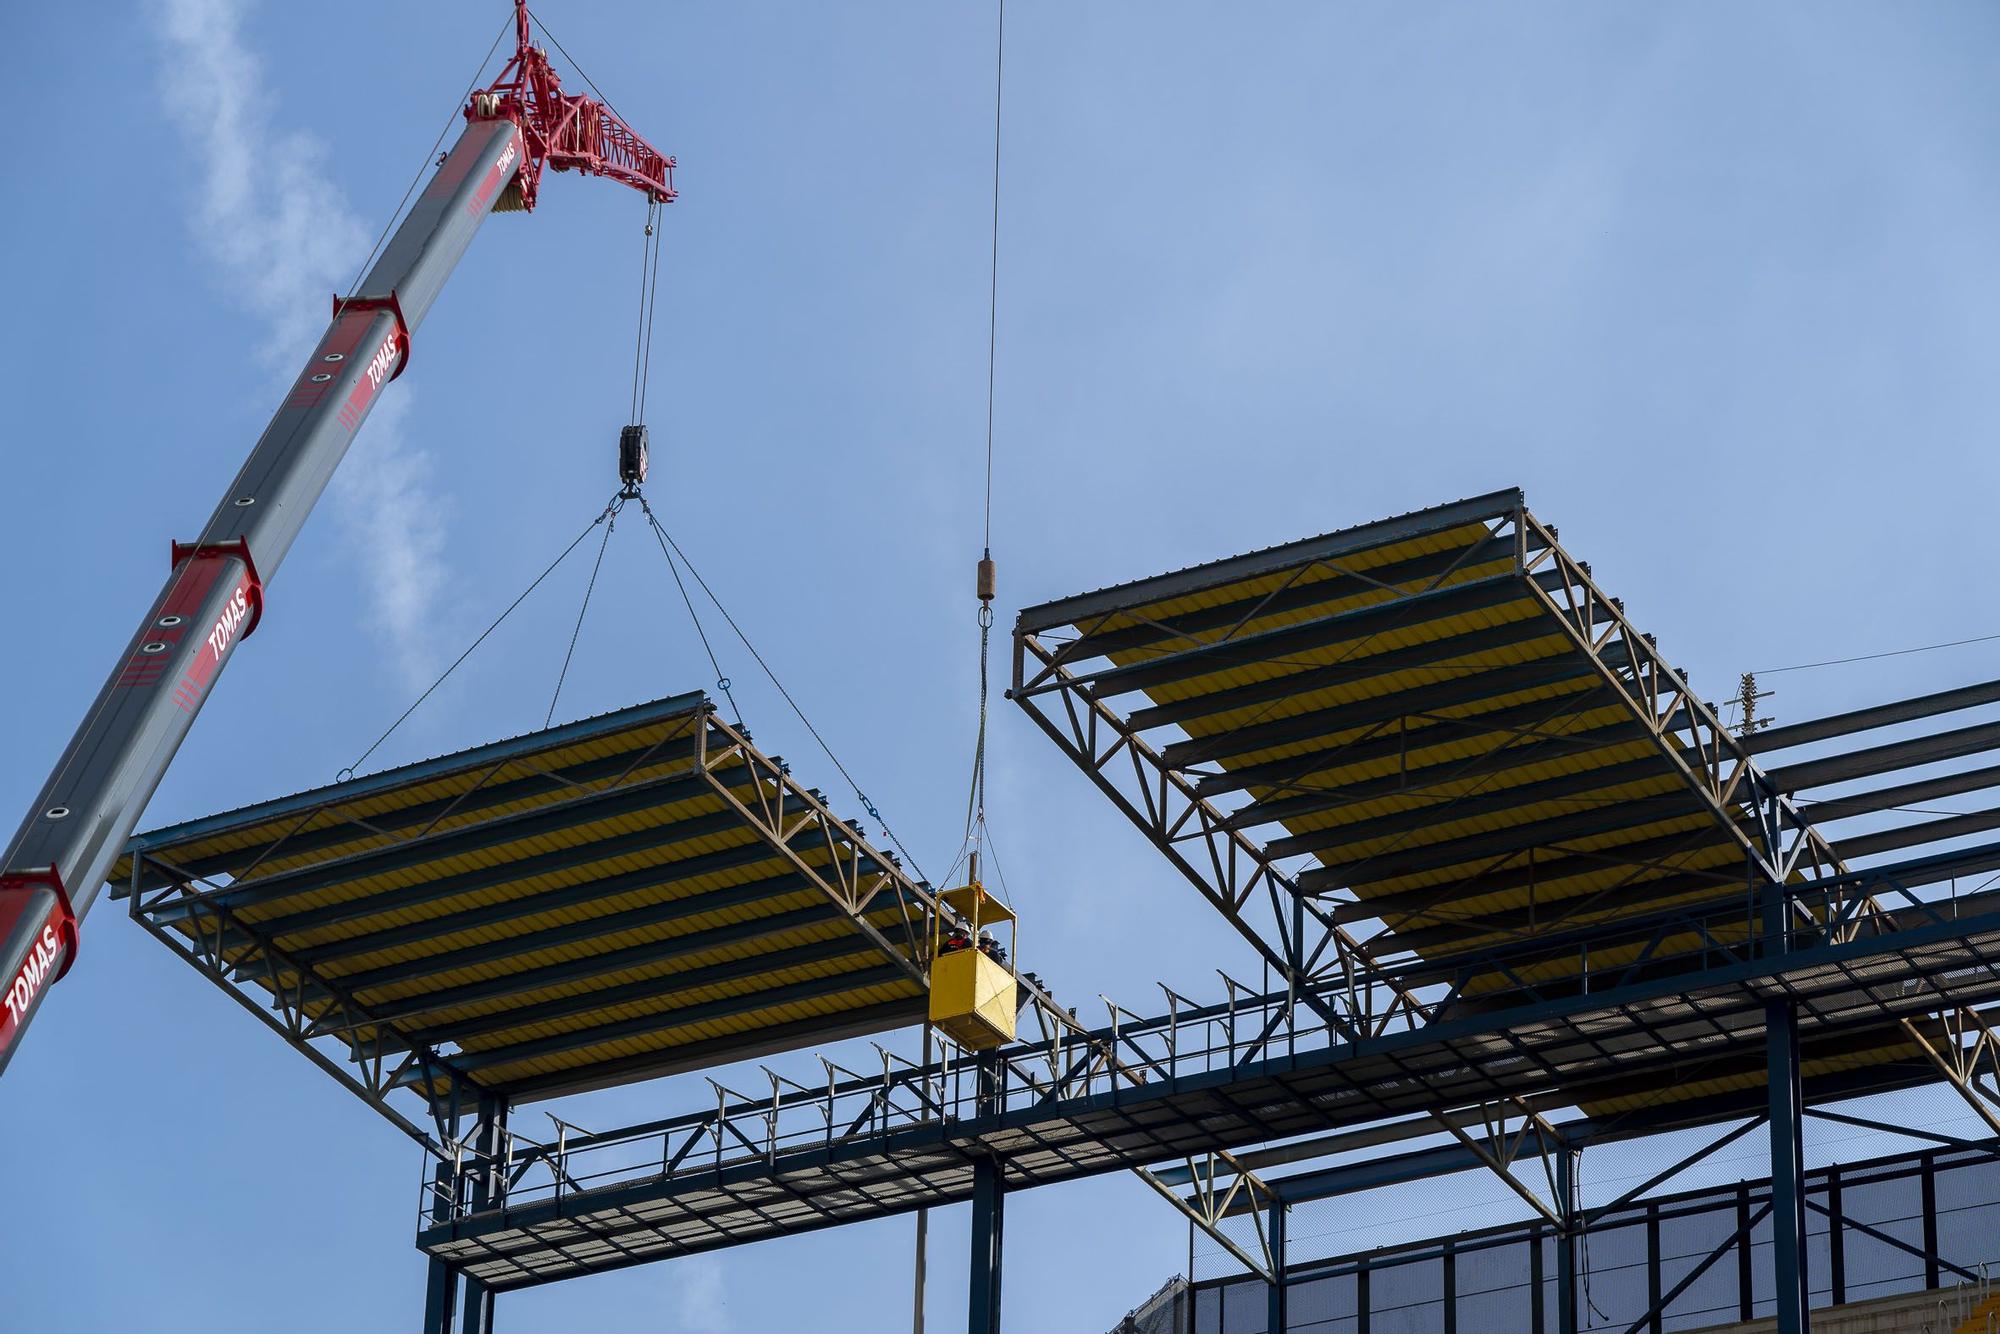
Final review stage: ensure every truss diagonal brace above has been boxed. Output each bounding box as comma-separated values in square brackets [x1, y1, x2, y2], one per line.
[1431, 1102, 1566, 1228]
[1137, 1151, 1275, 1283]
[1898, 1007, 2000, 1138]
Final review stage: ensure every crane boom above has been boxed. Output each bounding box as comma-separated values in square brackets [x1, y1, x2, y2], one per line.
[0, 3, 672, 1075]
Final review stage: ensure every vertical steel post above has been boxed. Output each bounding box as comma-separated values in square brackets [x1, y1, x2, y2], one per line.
[1920, 1153, 1939, 1290]
[458, 1095, 505, 1334]
[1442, 1238, 1457, 1334]
[1645, 1203, 1663, 1334]
[1267, 1201, 1288, 1334]
[422, 1157, 460, 1334]
[1556, 1147, 1578, 1334]
[969, 1157, 1006, 1334]
[1767, 999, 1809, 1334]
[1735, 1184, 1754, 1323]
[913, 1208, 930, 1334]
[1530, 1226, 1545, 1334]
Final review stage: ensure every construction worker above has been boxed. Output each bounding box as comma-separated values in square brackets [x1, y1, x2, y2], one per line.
[977, 930, 1006, 966]
[941, 923, 974, 955]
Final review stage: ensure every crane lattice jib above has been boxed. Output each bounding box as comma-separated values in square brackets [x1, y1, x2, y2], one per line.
[0, 0, 673, 1076]
[472, 3, 676, 212]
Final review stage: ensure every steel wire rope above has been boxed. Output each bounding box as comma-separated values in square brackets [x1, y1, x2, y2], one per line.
[960, 0, 1008, 877]
[526, 7, 638, 133]
[636, 498, 742, 727]
[625, 199, 666, 428]
[642, 517, 933, 881]
[345, 15, 514, 300]
[545, 499, 621, 727]
[338, 495, 621, 780]
[1755, 630, 2000, 675]
[33, 18, 516, 811]
[637, 208, 665, 425]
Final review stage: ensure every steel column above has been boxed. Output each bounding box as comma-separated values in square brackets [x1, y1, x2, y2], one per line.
[969, 1157, 1005, 1334]
[1556, 1147, 1578, 1334]
[1266, 1202, 1287, 1334]
[456, 1096, 506, 1334]
[422, 1158, 460, 1334]
[1767, 1000, 1809, 1334]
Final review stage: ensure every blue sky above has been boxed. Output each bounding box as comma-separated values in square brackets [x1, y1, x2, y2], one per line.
[4, 2, 2000, 1330]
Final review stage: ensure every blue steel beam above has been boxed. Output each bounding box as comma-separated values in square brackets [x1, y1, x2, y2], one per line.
[119, 704, 710, 890]
[1132, 614, 1563, 734]
[391, 965, 916, 1084]
[1074, 534, 1525, 665]
[148, 765, 756, 916]
[1015, 490, 1527, 635]
[418, 869, 2000, 1288]
[362, 932, 907, 1054]
[284, 841, 813, 969]
[298, 872, 910, 996]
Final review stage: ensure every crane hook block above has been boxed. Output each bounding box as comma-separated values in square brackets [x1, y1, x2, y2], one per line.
[977, 555, 996, 603]
[619, 424, 650, 492]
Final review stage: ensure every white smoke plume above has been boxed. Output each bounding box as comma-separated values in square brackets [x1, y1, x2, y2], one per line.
[152, 0, 449, 689]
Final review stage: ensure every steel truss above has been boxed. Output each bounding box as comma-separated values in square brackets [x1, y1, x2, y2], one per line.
[1008, 497, 1842, 1006]
[412, 849, 2000, 1290]
[124, 709, 1090, 1147]
[1193, 1136, 2000, 1334]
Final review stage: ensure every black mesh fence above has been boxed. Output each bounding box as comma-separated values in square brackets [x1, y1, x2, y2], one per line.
[1173, 1143, 2000, 1334]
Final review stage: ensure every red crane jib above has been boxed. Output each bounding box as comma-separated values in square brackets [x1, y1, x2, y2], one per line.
[0, 0, 675, 1077]
[472, 3, 677, 213]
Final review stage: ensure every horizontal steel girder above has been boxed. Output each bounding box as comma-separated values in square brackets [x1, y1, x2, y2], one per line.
[416, 879, 2000, 1288]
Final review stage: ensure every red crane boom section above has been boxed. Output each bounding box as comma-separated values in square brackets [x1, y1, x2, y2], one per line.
[475, 2, 677, 212]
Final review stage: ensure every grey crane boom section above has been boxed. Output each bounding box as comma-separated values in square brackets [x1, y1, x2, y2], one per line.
[0, 116, 525, 1074]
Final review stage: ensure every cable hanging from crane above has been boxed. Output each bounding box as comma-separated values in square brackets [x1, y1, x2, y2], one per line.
[959, 0, 1008, 886]
[338, 496, 622, 781]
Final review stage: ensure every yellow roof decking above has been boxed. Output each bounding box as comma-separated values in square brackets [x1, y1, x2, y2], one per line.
[115, 694, 937, 1105]
[1016, 490, 1767, 983]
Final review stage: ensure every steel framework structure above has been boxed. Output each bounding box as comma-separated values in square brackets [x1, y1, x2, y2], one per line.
[1008, 491, 1844, 1008]
[103, 489, 2000, 1333]
[410, 849, 2000, 1291]
[118, 697, 972, 1147]
[1185, 1134, 2000, 1334]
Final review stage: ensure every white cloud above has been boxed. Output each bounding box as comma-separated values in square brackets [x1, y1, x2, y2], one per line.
[152, 0, 450, 688]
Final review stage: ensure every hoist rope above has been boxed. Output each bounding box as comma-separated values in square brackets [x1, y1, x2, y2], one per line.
[638, 211, 665, 424]
[545, 499, 621, 727]
[339, 495, 621, 780]
[641, 512, 933, 882]
[345, 15, 512, 301]
[628, 199, 665, 427]
[637, 498, 742, 727]
[962, 0, 1008, 867]
[980, 0, 1006, 557]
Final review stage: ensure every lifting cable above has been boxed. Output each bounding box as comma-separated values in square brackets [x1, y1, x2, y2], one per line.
[629, 198, 665, 428]
[638, 505, 934, 881]
[545, 499, 620, 727]
[339, 495, 622, 780]
[637, 498, 742, 727]
[960, 0, 1008, 880]
[345, 16, 513, 301]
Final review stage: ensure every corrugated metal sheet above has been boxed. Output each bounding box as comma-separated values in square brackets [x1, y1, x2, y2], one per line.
[118, 694, 936, 1103]
[1021, 493, 1900, 1111]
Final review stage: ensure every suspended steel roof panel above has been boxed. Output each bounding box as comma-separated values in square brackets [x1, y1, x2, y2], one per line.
[113, 694, 952, 1118]
[1014, 490, 1809, 986]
